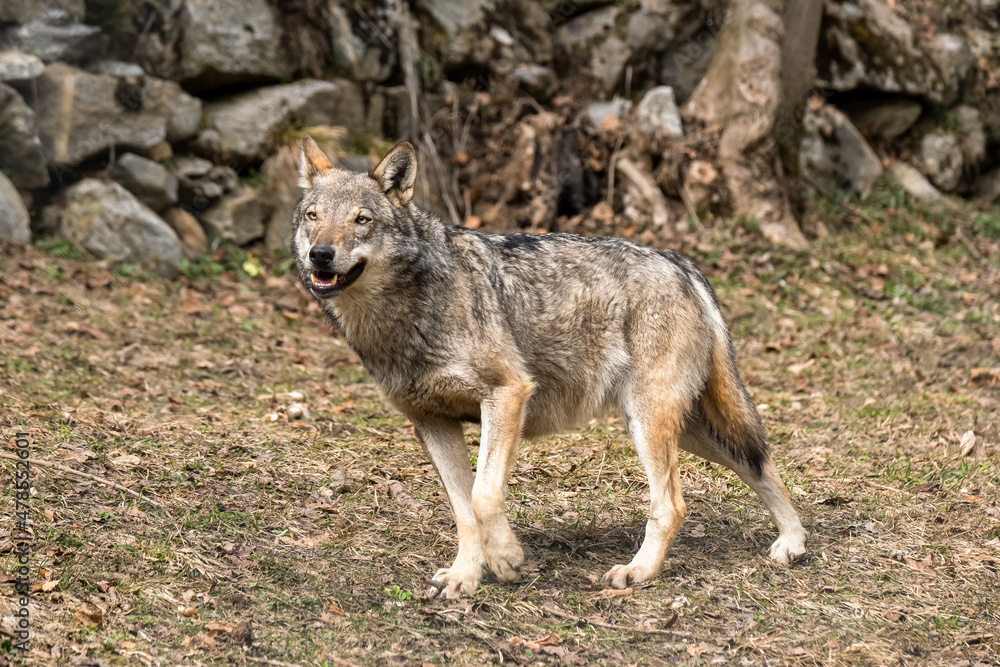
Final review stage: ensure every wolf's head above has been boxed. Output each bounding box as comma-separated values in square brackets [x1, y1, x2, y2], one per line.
[291, 136, 417, 299]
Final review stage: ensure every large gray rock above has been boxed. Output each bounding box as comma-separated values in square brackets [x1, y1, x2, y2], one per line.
[261, 146, 301, 250]
[1, 10, 104, 64]
[842, 97, 922, 141]
[800, 103, 882, 200]
[0, 83, 50, 189]
[203, 79, 367, 163]
[956, 105, 986, 166]
[60, 179, 183, 276]
[413, 0, 555, 84]
[977, 167, 1000, 204]
[888, 160, 944, 203]
[0, 0, 84, 24]
[591, 36, 631, 95]
[198, 185, 266, 245]
[554, 6, 618, 58]
[177, 0, 293, 90]
[0, 50, 44, 82]
[920, 132, 963, 192]
[554, 6, 630, 95]
[329, 2, 396, 82]
[634, 86, 683, 139]
[178, 164, 239, 211]
[166, 89, 202, 143]
[511, 64, 556, 98]
[818, 0, 952, 103]
[415, 0, 496, 68]
[925, 34, 974, 103]
[33, 63, 197, 167]
[111, 153, 179, 212]
[173, 155, 214, 180]
[0, 172, 31, 245]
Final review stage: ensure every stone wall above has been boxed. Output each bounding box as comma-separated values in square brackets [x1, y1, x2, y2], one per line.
[0, 0, 998, 272]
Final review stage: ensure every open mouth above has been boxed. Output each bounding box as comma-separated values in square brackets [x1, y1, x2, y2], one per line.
[309, 260, 366, 295]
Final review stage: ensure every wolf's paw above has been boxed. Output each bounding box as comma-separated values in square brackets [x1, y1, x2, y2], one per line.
[768, 530, 807, 564]
[427, 561, 484, 599]
[481, 529, 524, 583]
[603, 561, 657, 589]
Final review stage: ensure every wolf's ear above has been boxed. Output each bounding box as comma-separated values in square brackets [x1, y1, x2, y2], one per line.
[371, 142, 416, 206]
[299, 135, 335, 189]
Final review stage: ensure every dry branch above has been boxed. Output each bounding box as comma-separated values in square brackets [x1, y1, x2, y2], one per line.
[0, 452, 167, 512]
[616, 156, 671, 230]
[542, 604, 687, 636]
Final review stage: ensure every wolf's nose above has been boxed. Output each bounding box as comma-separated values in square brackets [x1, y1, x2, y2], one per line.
[309, 245, 335, 267]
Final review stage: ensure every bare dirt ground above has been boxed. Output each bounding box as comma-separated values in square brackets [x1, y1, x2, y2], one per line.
[1, 203, 999, 666]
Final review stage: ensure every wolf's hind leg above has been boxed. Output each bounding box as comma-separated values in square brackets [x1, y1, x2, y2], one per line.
[604, 391, 688, 589]
[679, 415, 807, 563]
[413, 418, 485, 598]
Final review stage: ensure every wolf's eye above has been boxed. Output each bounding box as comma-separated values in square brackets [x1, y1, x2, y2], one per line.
[356, 214, 372, 225]
[306, 210, 317, 221]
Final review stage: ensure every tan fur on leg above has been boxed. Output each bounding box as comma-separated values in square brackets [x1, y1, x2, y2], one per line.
[473, 379, 533, 583]
[413, 419, 485, 598]
[605, 389, 690, 588]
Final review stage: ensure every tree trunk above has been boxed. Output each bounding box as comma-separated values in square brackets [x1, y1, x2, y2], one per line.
[684, 0, 813, 248]
[776, 0, 825, 168]
[779, 0, 825, 125]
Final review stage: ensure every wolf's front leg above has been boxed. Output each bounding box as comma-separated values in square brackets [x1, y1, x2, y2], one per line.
[412, 418, 485, 598]
[473, 381, 534, 583]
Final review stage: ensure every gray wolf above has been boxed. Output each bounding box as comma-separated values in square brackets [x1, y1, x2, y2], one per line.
[291, 137, 807, 598]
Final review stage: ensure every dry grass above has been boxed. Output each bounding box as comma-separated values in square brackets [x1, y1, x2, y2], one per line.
[1, 208, 999, 666]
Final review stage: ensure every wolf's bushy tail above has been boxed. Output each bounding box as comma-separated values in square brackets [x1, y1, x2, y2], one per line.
[697, 330, 769, 477]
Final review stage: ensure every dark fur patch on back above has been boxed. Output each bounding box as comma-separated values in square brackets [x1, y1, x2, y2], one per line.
[502, 234, 543, 252]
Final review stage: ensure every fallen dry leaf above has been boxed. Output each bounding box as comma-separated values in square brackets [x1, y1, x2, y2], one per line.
[510, 633, 563, 652]
[960, 430, 987, 458]
[787, 358, 816, 374]
[903, 556, 936, 577]
[110, 454, 141, 467]
[73, 606, 102, 627]
[204, 621, 235, 633]
[178, 294, 205, 314]
[321, 612, 349, 627]
[970, 368, 1000, 388]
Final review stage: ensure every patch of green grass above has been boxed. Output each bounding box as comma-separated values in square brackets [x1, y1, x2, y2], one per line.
[178, 255, 226, 281]
[973, 210, 1000, 240]
[735, 214, 760, 234]
[242, 168, 266, 188]
[382, 584, 414, 601]
[35, 237, 84, 260]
